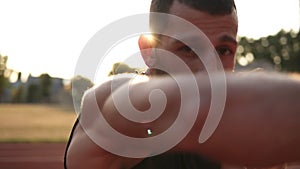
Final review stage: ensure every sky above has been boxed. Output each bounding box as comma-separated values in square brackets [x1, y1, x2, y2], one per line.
[0, 0, 299, 83]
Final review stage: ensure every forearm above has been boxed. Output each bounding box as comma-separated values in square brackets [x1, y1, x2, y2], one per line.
[102, 72, 300, 167]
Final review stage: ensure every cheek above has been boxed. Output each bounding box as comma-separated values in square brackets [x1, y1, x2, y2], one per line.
[221, 56, 235, 71]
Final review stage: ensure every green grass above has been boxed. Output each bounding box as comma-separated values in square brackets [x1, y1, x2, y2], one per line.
[0, 104, 77, 143]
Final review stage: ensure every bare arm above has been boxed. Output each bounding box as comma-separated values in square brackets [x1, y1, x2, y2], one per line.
[67, 72, 300, 168]
[103, 72, 300, 167]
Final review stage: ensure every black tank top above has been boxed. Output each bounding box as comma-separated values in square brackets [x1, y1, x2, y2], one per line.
[64, 117, 221, 169]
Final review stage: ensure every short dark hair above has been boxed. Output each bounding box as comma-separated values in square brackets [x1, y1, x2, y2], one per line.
[149, 0, 236, 39]
[150, 0, 236, 15]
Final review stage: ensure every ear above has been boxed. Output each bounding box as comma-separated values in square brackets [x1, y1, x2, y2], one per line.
[138, 35, 154, 67]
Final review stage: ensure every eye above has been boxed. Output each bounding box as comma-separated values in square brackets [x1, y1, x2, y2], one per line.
[178, 45, 193, 53]
[176, 45, 198, 59]
[216, 46, 234, 57]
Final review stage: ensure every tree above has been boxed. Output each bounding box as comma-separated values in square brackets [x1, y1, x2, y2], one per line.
[40, 73, 52, 103]
[0, 55, 9, 102]
[236, 29, 300, 72]
[108, 62, 143, 76]
[71, 75, 94, 113]
[26, 84, 41, 103]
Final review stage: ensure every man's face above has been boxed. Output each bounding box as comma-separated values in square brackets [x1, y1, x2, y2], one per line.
[153, 1, 238, 73]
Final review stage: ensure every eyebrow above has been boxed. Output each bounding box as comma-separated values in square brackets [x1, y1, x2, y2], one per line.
[167, 34, 238, 49]
[169, 37, 206, 47]
[218, 35, 237, 45]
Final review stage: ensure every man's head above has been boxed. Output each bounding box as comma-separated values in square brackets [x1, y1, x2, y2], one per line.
[139, 0, 238, 74]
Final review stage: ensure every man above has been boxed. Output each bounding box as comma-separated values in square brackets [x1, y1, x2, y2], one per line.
[65, 0, 300, 168]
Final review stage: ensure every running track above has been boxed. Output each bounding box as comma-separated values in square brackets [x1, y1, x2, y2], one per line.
[1, 143, 299, 169]
[0, 143, 66, 169]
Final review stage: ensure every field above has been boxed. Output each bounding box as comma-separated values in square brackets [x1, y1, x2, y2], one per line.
[0, 104, 77, 142]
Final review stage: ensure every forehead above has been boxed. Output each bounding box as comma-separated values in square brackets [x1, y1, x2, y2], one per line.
[162, 1, 238, 43]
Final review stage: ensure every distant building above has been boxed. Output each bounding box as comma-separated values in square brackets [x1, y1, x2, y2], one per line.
[1, 73, 67, 104]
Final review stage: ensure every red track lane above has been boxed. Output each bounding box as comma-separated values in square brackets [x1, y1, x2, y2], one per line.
[0, 143, 66, 169]
[1, 143, 299, 169]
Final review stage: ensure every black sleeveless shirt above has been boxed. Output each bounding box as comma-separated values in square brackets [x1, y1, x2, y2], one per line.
[64, 118, 220, 169]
